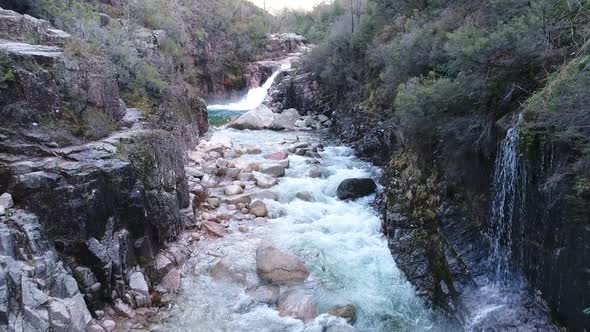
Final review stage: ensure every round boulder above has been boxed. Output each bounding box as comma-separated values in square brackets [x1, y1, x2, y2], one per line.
[250, 200, 268, 217]
[256, 241, 309, 285]
[336, 178, 377, 200]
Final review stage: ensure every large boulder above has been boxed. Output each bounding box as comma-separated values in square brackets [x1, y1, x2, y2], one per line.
[228, 105, 276, 130]
[256, 241, 309, 285]
[336, 178, 377, 200]
[270, 108, 300, 131]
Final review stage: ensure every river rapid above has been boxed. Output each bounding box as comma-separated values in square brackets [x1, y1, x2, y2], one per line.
[155, 128, 439, 332]
[149, 58, 446, 331]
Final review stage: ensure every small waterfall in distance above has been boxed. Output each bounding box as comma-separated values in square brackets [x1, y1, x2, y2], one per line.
[488, 114, 527, 283]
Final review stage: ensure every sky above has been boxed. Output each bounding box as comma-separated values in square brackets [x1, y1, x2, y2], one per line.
[249, 0, 324, 12]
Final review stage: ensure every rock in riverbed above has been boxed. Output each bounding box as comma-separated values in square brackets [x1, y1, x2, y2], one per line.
[254, 173, 278, 189]
[250, 200, 268, 217]
[0, 193, 13, 209]
[265, 151, 289, 160]
[202, 221, 227, 237]
[328, 304, 356, 324]
[256, 241, 309, 285]
[260, 164, 286, 177]
[278, 289, 317, 322]
[228, 105, 276, 130]
[336, 178, 377, 200]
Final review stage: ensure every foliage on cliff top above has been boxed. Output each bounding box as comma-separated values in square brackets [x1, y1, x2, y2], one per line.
[7, 0, 270, 108]
[295, 0, 590, 159]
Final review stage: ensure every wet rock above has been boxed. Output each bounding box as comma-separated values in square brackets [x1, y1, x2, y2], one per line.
[306, 167, 322, 178]
[317, 115, 330, 123]
[237, 172, 254, 182]
[87, 322, 106, 332]
[158, 268, 181, 292]
[228, 105, 276, 130]
[251, 190, 279, 201]
[65, 294, 92, 331]
[249, 285, 280, 305]
[49, 299, 70, 328]
[222, 194, 252, 205]
[216, 158, 229, 168]
[260, 164, 286, 178]
[210, 258, 248, 285]
[113, 299, 135, 318]
[202, 221, 227, 237]
[0, 193, 13, 209]
[186, 167, 204, 179]
[296, 191, 314, 202]
[254, 173, 277, 189]
[270, 109, 300, 131]
[102, 319, 116, 332]
[154, 253, 174, 278]
[224, 184, 244, 196]
[256, 241, 309, 285]
[225, 168, 240, 179]
[336, 178, 377, 200]
[250, 200, 268, 217]
[278, 159, 290, 169]
[278, 289, 317, 322]
[129, 272, 149, 294]
[207, 197, 221, 208]
[328, 305, 356, 324]
[265, 151, 289, 160]
[129, 272, 150, 307]
[245, 147, 262, 155]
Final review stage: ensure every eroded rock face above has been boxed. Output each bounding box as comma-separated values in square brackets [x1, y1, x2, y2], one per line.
[256, 241, 309, 285]
[0, 211, 92, 331]
[0, 8, 71, 46]
[0, 9, 209, 329]
[0, 10, 124, 130]
[270, 108, 300, 131]
[265, 71, 326, 116]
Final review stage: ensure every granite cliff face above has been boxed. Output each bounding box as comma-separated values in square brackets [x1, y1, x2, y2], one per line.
[0, 8, 208, 331]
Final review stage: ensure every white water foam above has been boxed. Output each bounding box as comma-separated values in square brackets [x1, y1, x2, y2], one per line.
[207, 62, 291, 112]
[156, 129, 437, 332]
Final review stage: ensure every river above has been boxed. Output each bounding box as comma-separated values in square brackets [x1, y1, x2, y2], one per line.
[152, 63, 440, 331]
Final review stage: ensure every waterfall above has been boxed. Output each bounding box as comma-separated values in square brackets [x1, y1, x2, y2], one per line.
[207, 62, 291, 112]
[488, 114, 527, 282]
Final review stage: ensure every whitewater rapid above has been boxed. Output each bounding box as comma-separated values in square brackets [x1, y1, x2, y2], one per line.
[155, 129, 436, 332]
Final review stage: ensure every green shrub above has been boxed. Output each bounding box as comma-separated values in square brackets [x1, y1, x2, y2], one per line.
[0, 52, 15, 88]
[82, 111, 119, 140]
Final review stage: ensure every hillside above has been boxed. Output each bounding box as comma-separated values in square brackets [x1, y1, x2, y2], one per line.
[277, 0, 590, 329]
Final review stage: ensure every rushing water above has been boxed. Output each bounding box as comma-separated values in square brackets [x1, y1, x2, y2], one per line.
[208, 62, 291, 113]
[488, 116, 528, 282]
[461, 115, 556, 331]
[157, 129, 436, 332]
